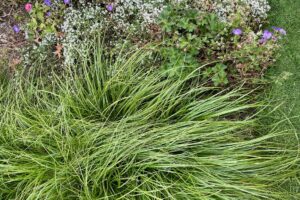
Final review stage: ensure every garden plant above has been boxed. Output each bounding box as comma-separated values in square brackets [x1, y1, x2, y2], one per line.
[0, 0, 299, 199]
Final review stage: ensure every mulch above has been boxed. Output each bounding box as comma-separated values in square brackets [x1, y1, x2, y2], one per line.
[0, 2, 26, 74]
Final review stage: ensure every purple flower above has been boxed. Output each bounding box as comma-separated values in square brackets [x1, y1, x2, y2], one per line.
[232, 28, 243, 36]
[279, 29, 286, 35]
[259, 30, 273, 44]
[44, 0, 51, 6]
[106, 4, 113, 12]
[272, 26, 280, 31]
[262, 30, 273, 40]
[272, 26, 287, 35]
[46, 11, 51, 17]
[13, 25, 20, 33]
[64, 0, 70, 4]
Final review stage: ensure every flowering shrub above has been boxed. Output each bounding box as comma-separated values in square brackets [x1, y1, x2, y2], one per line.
[13, 0, 284, 86]
[155, 4, 284, 86]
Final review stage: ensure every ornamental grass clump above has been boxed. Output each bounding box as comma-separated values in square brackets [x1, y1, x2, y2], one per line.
[0, 43, 299, 199]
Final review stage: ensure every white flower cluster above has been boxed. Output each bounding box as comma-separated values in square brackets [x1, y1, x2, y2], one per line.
[61, 1, 166, 65]
[243, 0, 270, 19]
[114, 0, 165, 29]
[187, 0, 270, 22]
[61, 4, 106, 65]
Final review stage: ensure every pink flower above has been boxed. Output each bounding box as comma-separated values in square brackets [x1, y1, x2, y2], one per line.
[25, 3, 32, 12]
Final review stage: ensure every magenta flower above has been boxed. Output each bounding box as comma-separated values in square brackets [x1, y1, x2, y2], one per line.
[64, 0, 70, 4]
[25, 3, 32, 12]
[106, 4, 113, 12]
[44, 0, 51, 6]
[232, 28, 243, 36]
[13, 25, 20, 33]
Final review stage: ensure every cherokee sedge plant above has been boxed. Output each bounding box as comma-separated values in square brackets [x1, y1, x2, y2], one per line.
[0, 42, 299, 199]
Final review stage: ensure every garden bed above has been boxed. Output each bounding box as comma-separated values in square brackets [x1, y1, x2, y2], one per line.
[0, 0, 299, 199]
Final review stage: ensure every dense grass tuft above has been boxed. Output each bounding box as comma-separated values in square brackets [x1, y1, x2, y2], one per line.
[0, 44, 299, 199]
